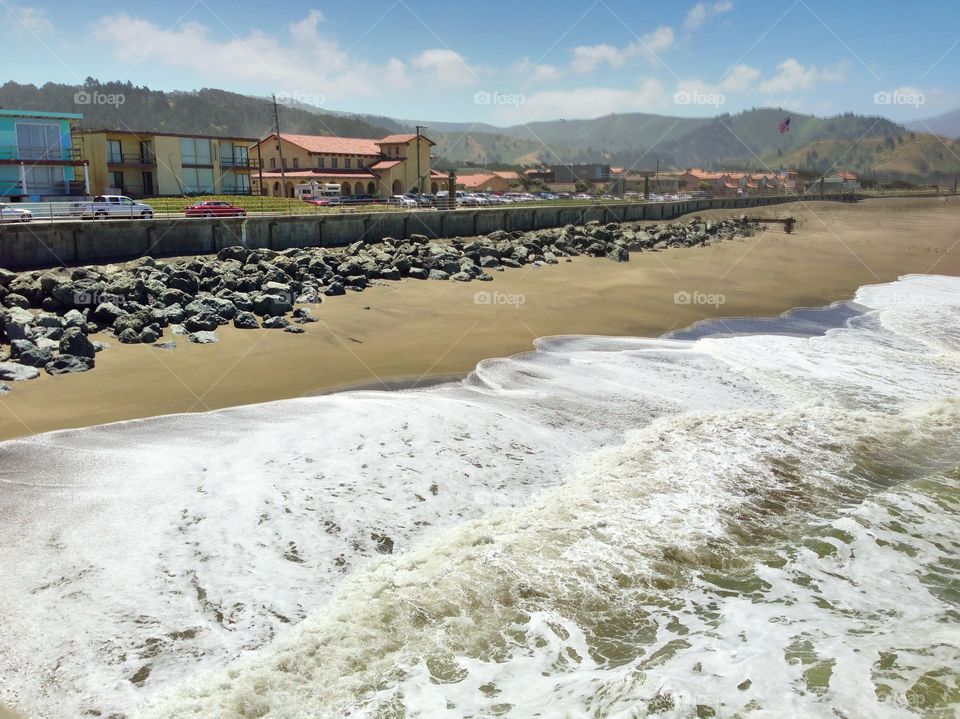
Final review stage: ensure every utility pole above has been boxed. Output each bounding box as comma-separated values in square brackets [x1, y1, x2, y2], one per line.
[273, 94, 286, 197]
[655, 159, 661, 193]
[416, 124, 428, 195]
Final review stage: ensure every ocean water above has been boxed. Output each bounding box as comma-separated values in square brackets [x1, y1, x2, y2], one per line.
[0, 274, 958, 719]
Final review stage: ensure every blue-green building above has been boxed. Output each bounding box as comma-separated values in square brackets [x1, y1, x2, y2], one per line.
[0, 108, 89, 200]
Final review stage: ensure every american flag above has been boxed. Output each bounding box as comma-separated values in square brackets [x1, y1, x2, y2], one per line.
[778, 117, 791, 133]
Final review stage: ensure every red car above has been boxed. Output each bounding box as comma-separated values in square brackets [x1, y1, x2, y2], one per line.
[185, 201, 247, 217]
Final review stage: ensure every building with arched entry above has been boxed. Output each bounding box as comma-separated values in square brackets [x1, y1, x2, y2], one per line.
[249, 132, 435, 199]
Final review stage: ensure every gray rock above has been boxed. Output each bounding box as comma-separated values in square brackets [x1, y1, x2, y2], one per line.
[251, 292, 293, 316]
[407, 267, 429, 280]
[139, 327, 160, 344]
[0, 268, 16, 287]
[16, 345, 53, 368]
[450, 272, 472, 282]
[3, 293, 30, 309]
[45, 354, 95, 375]
[171, 324, 189, 336]
[117, 328, 141, 344]
[233, 311, 260, 329]
[379, 267, 401, 281]
[60, 327, 96, 358]
[33, 313, 62, 329]
[0, 362, 39, 381]
[606, 247, 630, 262]
[188, 331, 218, 344]
[0, 383, 10, 395]
[92, 342, 109, 353]
[323, 282, 345, 296]
[183, 312, 221, 332]
[262, 316, 290, 329]
[63, 309, 86, 328]
[284, 325, 306, 334]
[428, 269, 449, 281]
[153, 341, 177, 350]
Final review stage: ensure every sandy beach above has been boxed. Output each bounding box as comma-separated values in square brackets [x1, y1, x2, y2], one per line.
[1, 196, 957, 441]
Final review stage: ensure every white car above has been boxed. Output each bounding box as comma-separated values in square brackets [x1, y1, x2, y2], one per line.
[0, 203, 32, 223]
[70, 195, 155, 220]
[388, 195, 417, 208]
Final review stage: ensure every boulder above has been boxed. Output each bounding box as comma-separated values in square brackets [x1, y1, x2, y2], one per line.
[117, 328, 141, 344]
[0, 268, 16, 287]
[217, 246, 250, 264]
[606, 247, 629, 262]
[262, 316, 290, 329]
[428, 269, 450, 281]
[233, 311, 260, 329]
[60, 327, 96, 359]
[188, 331, 218, 344]
[450, 272, 472, 282]
[407, 267, 429, 280]
[139, 327, 160, 344]
[323, 282, 346, 297]
[45, 354, 95, 375]
[167, 270, 200, 294]
[153, 341, 177, 350]
[251, 292, 293, 317]
[0, 362, 39, 381]
[183, 313, 221, 332]
[3, 293, 30, 309]
[284, 325, 306, 334]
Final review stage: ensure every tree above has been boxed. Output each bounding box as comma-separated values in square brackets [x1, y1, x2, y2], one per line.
[574, 180, 590, 193]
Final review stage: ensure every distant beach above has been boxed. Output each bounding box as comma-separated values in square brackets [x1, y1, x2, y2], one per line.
[1, 196, 958, 441]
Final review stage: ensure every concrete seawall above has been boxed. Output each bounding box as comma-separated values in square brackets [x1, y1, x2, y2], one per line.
[0, 195, 855, 271]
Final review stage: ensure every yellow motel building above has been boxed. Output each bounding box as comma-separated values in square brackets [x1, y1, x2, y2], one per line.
[250, 132, 437, 198]
[78, 129, 258, 198]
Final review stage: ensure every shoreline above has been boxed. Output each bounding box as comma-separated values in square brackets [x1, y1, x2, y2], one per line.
[1, 196, 958, 441]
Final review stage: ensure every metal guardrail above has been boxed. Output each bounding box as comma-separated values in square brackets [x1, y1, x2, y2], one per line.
[107, 153, 156, 165]
[0, 146, 84, 162]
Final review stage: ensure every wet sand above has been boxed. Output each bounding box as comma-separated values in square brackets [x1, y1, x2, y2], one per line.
[1, 197, 957, 441]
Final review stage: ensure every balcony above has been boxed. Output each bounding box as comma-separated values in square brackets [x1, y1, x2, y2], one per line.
[220, 157, 259, 170]
[107, 152, 156, 167]
[0, 145, 84, 163]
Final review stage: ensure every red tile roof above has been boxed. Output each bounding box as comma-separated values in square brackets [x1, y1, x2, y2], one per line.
[457, 173, 502, 188]
[368, 159, 404, 170]
[493, 170, 520, 181]
[376, 133, 436, 146]
[276, 133, 382, 156]
[260, 169, 377, 180]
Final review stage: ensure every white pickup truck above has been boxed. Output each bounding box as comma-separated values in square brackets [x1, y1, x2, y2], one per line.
[69, 195, 155, 220]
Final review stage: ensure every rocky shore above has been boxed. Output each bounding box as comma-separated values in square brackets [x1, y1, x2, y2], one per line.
[0, 216, 758, 388]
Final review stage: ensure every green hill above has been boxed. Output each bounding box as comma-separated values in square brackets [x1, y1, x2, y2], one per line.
[0, 79, 392, 139]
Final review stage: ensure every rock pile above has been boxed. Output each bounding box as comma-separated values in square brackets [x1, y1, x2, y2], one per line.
[0, 216, 758, 386]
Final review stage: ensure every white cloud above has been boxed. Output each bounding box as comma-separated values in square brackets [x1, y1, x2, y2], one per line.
[571, 26, 674, 74]
[759, 58, 847, 93]
[684, 1, 733, 32]
[410, 49, 478, 87]
[720, 63, 761, 91]
[5, 7, 54, 36]
[92, 11, 482, 100]
[514, 79, 665, 121]
[531, 64, 563, 82]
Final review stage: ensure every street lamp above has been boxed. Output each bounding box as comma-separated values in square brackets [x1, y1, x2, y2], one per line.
[416, 125, 428, 195]
[655, 159, 661, 192]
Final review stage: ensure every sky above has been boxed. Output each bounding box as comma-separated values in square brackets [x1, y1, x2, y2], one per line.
[1, 0, 958, 126]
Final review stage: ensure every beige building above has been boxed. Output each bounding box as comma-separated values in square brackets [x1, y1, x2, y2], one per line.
[250, 132, 436, 198]
[78, 130, 257, 197]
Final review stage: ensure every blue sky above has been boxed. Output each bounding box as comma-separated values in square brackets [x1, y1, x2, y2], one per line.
[2, 1, 957, 125]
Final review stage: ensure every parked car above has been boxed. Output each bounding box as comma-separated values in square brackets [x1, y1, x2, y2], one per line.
[185, 200, 247, 217]
[70, 195, 155, 220]
[0, 202, 32, 223]
[388, 195, 417, 208]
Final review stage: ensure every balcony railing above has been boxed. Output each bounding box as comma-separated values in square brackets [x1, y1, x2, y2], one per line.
[0, 145, 84, 162]
[107, 152, 156, 166]
[220, 157, 259, 169]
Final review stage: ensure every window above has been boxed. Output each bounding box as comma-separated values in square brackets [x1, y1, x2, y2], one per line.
[344, 158, 351, 169]
[182, 168, 215, 193]
[317, 156, 324, 168]
[357, 158, 364, 168]
[293, 158, 299, 169]
[331, 158, 338, 169]
[282, 158, 287, 168]
[16, 122, 63, 160]
[107, 140, 122, 164]
[270, 158, 276, 169]
[109, 171, 124, 190]
[180, 137, 212, 165]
